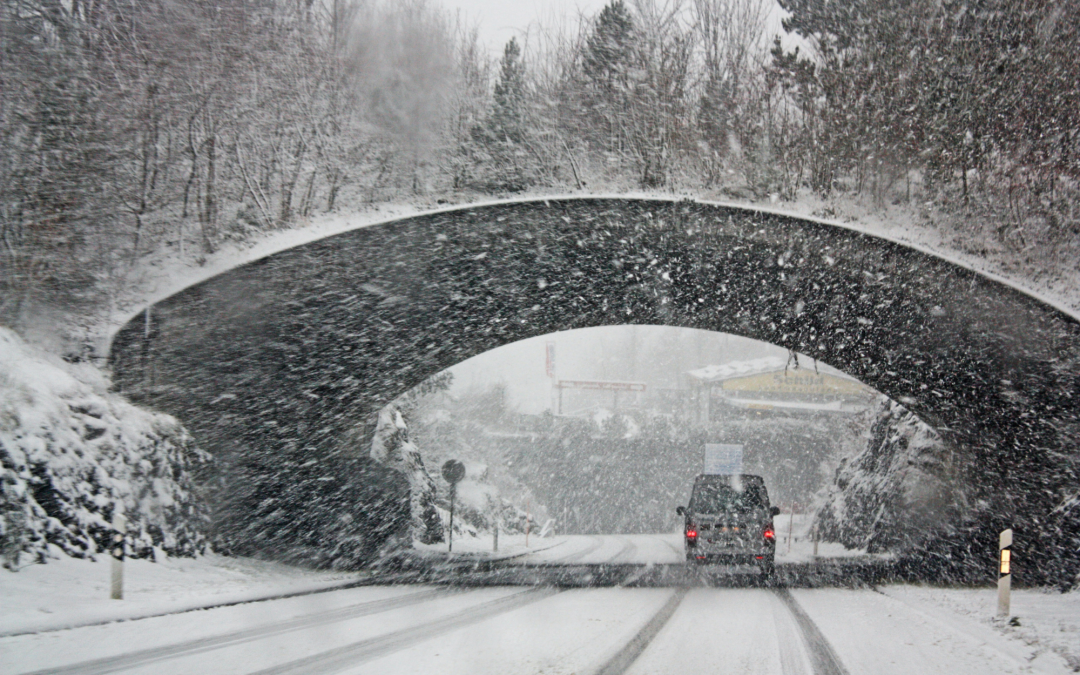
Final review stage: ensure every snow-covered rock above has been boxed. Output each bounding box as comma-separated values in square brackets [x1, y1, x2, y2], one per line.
[0, 328, 210, 569]
[369, 407, 443, 545]
[814, 396, 963, 553]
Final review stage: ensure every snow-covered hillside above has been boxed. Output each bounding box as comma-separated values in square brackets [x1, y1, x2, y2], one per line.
[0, 328, 210, 569]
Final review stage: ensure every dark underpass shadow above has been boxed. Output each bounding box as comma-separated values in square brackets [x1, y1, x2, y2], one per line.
[385, 558, 894, 589]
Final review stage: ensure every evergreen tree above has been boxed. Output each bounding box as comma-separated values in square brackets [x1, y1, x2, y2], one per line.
[490, 38, 526, 145]
[473, 38, 533, 192]
[583, 0, 636, 90]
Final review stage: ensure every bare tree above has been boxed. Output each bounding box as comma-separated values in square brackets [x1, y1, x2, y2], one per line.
[692, 0, 771, 186]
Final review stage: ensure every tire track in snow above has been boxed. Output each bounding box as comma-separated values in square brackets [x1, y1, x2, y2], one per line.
[771, 591, 812, 675]
[17, 587, 462, 675]
[591, 588, 690, 675]
[247, 586, 562, 675]
[773, 587, 850, 675]
[603, 537, 638, 564]
[661, 537, 684, 558]
[548, 536, 605, 563]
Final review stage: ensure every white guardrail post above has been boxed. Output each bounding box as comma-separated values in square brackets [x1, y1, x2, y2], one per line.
[998, 528, 1012, 617]
[110, 513, 126, 600]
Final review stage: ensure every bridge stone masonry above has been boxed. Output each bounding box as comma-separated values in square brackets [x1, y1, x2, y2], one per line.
[109, 197, 1080, 583]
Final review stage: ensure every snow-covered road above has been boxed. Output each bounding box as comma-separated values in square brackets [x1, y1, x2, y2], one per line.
[4, 536, 1076, 675]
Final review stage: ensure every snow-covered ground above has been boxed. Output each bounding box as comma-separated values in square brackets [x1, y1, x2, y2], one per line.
[795, 586, 1080, 674]
[0, 553, 362, 636]
[2, 543, 1077, 675]
[414, 531, 564, 561]
[881, 585, 1080, 672]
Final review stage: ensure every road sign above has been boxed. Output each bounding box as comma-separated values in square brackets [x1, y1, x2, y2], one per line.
[704, 444, 743, 474]
[441, 460, 465, 554]
[557, 380, 646, 392]
[441, 460, 465, 484]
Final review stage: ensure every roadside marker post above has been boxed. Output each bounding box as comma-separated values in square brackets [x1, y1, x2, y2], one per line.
[110, 513, 126, 600]
[787, 504, 795, 554]
[998, 528, 1012, 617]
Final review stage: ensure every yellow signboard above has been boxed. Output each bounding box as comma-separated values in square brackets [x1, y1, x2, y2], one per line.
[718, 370, 867, 397]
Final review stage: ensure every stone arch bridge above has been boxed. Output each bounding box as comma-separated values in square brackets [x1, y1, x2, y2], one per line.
[110, 198, 1079, 581]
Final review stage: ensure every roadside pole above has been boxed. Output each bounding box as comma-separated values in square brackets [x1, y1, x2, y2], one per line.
[998, 528, 1012, 617]
[448, 482, 456, 553]
[441, 460, 465, 555]
[787, 505, 795, 554]
[110, 513, 126, 600]
[493, 519, 499, 553]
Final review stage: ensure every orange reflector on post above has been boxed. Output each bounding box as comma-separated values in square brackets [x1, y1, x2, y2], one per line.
[998, 528, 1013, 617]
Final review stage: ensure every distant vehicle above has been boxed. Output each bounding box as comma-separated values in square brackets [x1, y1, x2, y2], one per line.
[676, 474, 780, 576]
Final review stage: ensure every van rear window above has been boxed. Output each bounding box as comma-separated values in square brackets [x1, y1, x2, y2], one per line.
[690, 483, 765, 513]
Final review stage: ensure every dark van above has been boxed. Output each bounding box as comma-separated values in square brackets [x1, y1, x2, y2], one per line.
[676, 474, 780, 576]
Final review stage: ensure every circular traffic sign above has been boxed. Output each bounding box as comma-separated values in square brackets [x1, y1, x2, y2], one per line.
[441, 459, 466, 484]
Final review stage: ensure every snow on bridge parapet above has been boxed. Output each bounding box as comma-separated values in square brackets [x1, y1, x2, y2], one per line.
[100, 194, 1080, 360]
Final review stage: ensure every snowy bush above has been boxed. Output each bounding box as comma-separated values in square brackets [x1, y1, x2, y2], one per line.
[0, 328, 210, 569]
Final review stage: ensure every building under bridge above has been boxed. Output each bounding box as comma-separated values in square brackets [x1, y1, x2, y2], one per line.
[686, 356, 875, 424]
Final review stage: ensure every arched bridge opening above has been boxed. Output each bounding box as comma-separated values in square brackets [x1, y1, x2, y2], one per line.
[401, 324, 958, 565]
[109, 198, 1080, 584]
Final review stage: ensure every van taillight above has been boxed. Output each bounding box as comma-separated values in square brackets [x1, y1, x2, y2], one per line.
[763, 528, 775, 540]
[686, 529, 698, 539]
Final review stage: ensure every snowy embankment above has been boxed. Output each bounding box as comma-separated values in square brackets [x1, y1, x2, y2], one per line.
[0, 328, 209, 567]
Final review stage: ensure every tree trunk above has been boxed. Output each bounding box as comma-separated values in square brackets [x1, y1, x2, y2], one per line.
[279, 137, 307, 225]
[201, 133, 216, 254]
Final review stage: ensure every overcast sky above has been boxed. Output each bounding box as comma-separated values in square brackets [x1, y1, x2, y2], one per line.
[439, 0, 792, 56]
[439, 0, 610, 53]
[449, 326, 788, 414]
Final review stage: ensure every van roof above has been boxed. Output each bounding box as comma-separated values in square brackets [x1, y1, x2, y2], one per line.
[694, 473, 765, 483]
